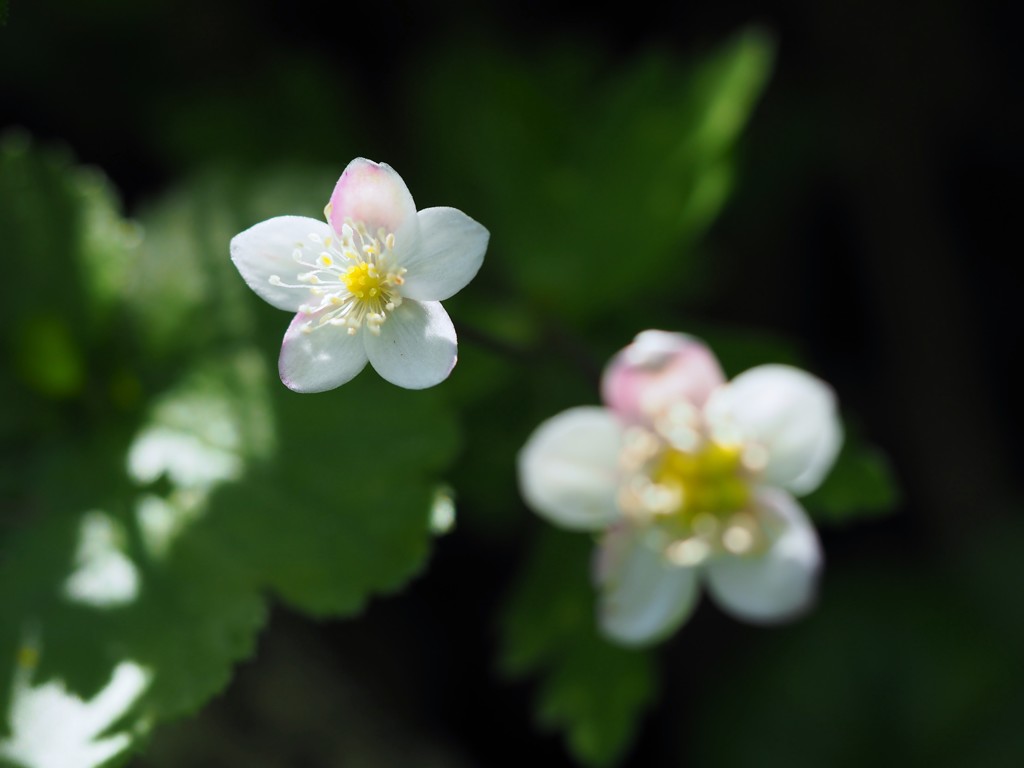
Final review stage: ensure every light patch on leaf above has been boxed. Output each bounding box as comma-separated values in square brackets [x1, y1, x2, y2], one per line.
[63, 512, 140, 609]
[127, 387, 250, 491]
[429, 487, 456, 535]
[0, 646, 151, 768]
[128, 424, 243, 491]
[134, 494, 204, 561]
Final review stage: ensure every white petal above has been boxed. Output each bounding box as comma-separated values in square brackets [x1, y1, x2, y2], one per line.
[230, 216, 332, 312]
[704, 488, 822, 623]
[596, 524, 700, 646]
[363, 300, 457, 389]
[517, 407, 624, 531]
[328, 158, 417, 236]
[278, 312, 369, 393]
[398, 207, 489, 301]
[704, 364, 843, 495]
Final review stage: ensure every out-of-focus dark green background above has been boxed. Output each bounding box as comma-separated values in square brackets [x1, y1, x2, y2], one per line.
[1, 0, 1020, 766]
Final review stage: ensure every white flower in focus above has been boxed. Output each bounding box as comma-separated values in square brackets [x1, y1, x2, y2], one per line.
[231, 158, 489, 391]
[518, 331, 843, 646]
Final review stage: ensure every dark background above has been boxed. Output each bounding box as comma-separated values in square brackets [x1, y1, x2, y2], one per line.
[2, 0, 1021, 765]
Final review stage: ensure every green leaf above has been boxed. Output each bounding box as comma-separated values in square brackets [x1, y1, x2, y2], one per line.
[0, 132, 138, 404]
[803, 433, 899, 523]
[500, 529, 655, 767]
[410, 29, 774, 326]
[205, 376, 460, 616]
[0, 352, 272, 742]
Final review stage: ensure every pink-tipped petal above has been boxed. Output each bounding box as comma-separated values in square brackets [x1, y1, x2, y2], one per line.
[517, 407, 624, 531]
[601, 331, 726, 424]
[328, 158, 418, 236]
[704, 364, 843, 495]
[596, 524, 700, 646]
[230, 216, 333, 312]
[704, 488, 822, 623]
[363, 300, 457, 389]
[278, 312, 369, 393]
[399, 207, 489, 301]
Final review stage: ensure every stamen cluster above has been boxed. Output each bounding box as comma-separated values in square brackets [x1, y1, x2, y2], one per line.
[269, 219, 407, 336]
[617, 406, 767, 567]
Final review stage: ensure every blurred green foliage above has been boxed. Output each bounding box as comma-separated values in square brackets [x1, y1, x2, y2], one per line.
[0, 23, 901, 768]
[686, 536, 1024, 768]
[500, 529, 655, 767]
[411, 29, 773, 327]
[0, 136, 460, 763]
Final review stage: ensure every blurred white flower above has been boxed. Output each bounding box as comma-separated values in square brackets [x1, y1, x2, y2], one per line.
[518, 331, 842, 646]
[231, 158, 489, 391]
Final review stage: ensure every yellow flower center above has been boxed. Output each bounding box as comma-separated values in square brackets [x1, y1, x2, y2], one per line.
[271, 222, 407, 336]
[652, 441, 751, 519]
[616, 432, 766, 565]
[342, 262, 384, 300]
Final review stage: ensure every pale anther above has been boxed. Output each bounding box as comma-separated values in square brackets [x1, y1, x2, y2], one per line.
[666, 538, 709, 567]
[723, 525, 754, 554]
